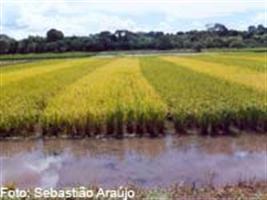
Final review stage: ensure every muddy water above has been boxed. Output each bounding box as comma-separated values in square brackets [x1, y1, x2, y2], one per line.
[0, 135, 266, 189]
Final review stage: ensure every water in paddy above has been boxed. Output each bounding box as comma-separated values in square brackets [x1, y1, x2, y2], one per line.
[0, 135, 266, 189]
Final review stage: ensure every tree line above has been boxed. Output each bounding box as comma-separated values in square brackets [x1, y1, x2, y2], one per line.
[0, 23, 266, 54]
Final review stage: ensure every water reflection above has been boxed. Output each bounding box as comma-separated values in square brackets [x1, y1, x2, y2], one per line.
[0, 134, 266, 188]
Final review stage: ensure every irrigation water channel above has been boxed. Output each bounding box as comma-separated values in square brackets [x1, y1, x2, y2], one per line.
[0, 134, 266, 189]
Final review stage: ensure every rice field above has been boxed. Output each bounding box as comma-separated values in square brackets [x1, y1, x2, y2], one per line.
[0, 52, 266, 137]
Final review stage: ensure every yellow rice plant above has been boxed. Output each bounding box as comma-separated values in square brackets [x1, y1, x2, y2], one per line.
[190, 54, 265, 72]
[2, 58, 98, 86]
[162, 56, 266, 93]
[141, 57, 266, 135]
[0, 58, 111, 135]
[218, 52, 265, 62]
[43, 58, 167, 137]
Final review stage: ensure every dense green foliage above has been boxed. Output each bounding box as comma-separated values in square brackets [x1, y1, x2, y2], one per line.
[0, 24, 266, 54]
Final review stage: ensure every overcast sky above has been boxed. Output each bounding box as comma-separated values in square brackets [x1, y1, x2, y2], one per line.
[1, 0, 266, 39]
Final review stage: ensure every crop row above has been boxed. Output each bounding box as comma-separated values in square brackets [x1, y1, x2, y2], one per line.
[216, 52, 265, 62]
[2, 59, 98, 86]
[1, 55, 266, 137]
[189, 54, 265, 72]
[140, 57, 266, 135]
[162, 56, 265, 92]
[43, 58, 167, 137]
[0, 58, 112, 136]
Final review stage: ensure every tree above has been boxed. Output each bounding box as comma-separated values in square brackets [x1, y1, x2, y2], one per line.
[192, 43, 202, 52]
[0, 35, 11, 54]
[0, 24, 266, 54]
[46, 29, 64, 42]
[0, 35, 16, 54]
[207, 23, 228, 36]
[256, 25, 266, 35]
[155, 35, 173, 50]
[228, 39, 245, 48]
[248, 25, 257, 34]
[98, 31, 115, 50]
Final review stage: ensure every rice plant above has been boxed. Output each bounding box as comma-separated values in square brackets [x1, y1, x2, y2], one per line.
[43, 58, 167, 137]
[189, 54, 266, 72]
[1, 53, 266, 137]
[2, 59, 93, 86]
[162, 56, 266, 92]
[140, 57, 266, 135]
[0, 58, 111, 136]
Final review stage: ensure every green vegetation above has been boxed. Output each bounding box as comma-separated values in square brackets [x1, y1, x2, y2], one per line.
[141, 55, 266, 135]
[0, 52, 266, 137]
[0, 24, 266, 54]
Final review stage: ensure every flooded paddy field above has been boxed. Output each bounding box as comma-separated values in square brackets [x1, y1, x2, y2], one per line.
[0, 52, 266, 198]
[0, 134, 266, 189]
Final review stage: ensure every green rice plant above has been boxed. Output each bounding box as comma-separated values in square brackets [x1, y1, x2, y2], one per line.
[0, 58, 111, 136]
[140, 57, 266, 135]
[43, 58, 167, 137]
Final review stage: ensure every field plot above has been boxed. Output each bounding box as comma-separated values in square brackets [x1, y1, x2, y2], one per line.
[0, 53, 266, 137]
[2, 59, 95, 86]
[190, 53, 266, 72]
[141, 57, 266, 135]
[43, 58, 167, 137]
[214, 52, 266, 62]
[162, 56, 266, 92]
[0, 58, 112, 135]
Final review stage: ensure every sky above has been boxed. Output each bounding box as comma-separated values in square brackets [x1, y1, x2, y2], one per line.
[1, 0, 266, 39]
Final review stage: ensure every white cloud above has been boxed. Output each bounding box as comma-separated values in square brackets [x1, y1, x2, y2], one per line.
[253, 12, 266, 25]
[2, 0, 266, 38]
